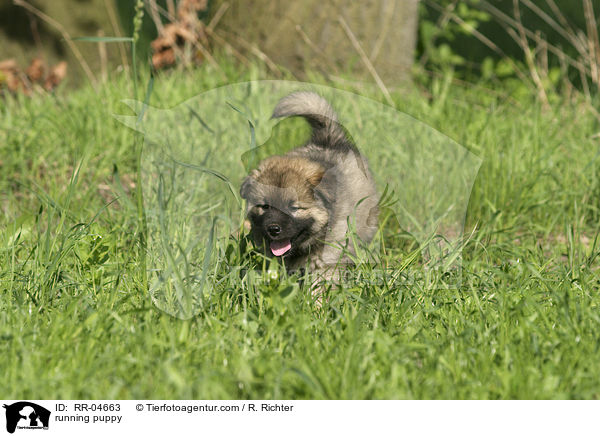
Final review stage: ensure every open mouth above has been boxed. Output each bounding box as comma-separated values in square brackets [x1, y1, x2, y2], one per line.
[268, 229, 309, 257]
[270, 239, 292, 256]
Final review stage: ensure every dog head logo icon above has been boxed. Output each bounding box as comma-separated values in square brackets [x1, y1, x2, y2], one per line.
[3, 402, 50, 433]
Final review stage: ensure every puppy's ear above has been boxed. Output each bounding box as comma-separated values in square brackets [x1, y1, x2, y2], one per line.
[314, 184, 333, 208]
[307, 167, 325, 187]
[241, 169, 261, 199]
[240, 176, 253, 199]
[313, 170, 335, 207]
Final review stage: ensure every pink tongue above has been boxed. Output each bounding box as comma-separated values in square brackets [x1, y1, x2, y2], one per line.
[270, 239, 291, 256]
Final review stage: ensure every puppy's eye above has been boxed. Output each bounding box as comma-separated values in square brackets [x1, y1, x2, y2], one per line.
[256, 204, 269, 210]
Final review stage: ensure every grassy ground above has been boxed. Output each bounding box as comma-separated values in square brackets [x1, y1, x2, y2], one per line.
[1, 60, 600, 399]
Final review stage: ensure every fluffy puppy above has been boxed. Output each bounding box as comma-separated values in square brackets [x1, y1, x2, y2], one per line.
[240, 91, 379, 274]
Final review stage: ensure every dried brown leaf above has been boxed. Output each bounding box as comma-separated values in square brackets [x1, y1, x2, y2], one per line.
[26, 58, 45, 83]
[44, 61, 67, 91]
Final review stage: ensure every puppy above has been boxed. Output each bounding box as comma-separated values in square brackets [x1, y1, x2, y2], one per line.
[240, 91, 378, 277]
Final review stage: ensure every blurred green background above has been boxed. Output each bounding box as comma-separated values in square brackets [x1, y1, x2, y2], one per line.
[1, 0, 600, 91]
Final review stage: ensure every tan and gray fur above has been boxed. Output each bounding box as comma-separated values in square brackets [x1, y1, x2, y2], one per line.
[240, 91, 378, 274]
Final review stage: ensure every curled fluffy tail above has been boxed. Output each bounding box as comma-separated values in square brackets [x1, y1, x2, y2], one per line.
[272, 91, 351, 150]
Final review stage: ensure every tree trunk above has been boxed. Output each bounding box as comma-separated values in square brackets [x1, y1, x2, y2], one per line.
[211, 0, 419, 84]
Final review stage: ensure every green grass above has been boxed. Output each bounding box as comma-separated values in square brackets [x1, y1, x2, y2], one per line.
[1, 60, 600, 399]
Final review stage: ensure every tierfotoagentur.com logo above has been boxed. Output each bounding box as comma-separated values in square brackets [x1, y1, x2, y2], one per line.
[3, 402, 50, 433]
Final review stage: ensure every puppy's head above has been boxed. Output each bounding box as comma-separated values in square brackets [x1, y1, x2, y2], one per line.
[240, 156, 330, 259]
